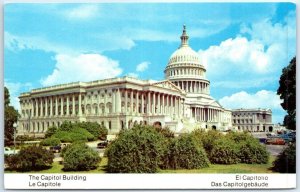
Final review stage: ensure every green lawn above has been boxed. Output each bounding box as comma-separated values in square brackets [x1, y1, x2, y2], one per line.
[5, 156, 277, 174]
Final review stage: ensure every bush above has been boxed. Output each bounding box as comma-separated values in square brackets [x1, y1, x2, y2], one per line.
[59, 121, 74, 132]
[210, 137, 239, 164]
[40, 137, 61, 146]
[154, 126, 175, 139]
[16, 135, 35, 142]
[239, 140, 269, 164]
[107, 125, 166, 173]
[63, 142, 101, 171]
[162, 134, 209, 169]
[71, 127, 94, 141]
[75, 122, 108, 140]
[225, 131, 253, 143]
[272, 143, 296, 173]
[52, 131, 73, 143]
[45, 126, 58, 138]
[5, 146, 54, 172]
[191, 129, 223, 156]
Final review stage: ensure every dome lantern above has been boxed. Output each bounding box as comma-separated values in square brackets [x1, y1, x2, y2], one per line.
[180, 24, 189, 47]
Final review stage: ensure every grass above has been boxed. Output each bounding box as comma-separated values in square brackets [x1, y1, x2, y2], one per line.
[5, 156, 277, 174]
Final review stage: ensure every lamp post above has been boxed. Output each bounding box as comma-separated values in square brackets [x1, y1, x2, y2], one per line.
[13, 122, 18, 154]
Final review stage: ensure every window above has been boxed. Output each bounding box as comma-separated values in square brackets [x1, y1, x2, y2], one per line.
[109, 121, 112, 130]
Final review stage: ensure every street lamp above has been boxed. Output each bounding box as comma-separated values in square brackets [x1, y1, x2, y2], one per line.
[13, 122, 18, 154]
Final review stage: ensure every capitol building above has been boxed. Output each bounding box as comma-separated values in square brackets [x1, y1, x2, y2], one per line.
[18, 26, 234, 136]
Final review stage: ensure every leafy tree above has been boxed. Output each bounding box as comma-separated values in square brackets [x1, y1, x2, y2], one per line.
[5, 146, 54, 172]
[45, 126, 58, 138]
[63, 142, 100, 171]
[107, 125, 167, 173]
[272, 143, 296, 173]
[277, 57, 296, 130]
[4, 86, 19, 146]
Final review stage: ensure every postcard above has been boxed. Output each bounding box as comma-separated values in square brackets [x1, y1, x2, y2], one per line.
[3, 1, 296, 189]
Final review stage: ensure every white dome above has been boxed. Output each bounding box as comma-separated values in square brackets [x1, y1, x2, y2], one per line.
[168, 46, 201, 66]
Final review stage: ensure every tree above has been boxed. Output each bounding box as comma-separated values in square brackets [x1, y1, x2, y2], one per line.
[4, 87, 19, 145]
[277, 57, 296, 130]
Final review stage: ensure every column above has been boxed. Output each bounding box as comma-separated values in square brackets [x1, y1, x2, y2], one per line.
[166, 95, 169, 114]
[50, 97, 53, 116]
[125, 89, 128, 113]
[104, 90, 107, 113]
[112, 90, 115, 113]
[35, 99, 38, 117]
[45, 97, 48, 117]
[147, 92, 151, 114]
[162, 94, 165, 114]
[130, 90, 133, 113]
[78, 93, 82, 116]
[170, 96, 173, 115]
[55, 97, 58, 116]
[116, 88, 121, 113]
[141, 92, 144, 114]
[60, 96, 63, 116]
[66, 95, 70, 115]
[72, 94, 75, 115]
[157, 93, 160, 114]
[40, 98, 43, 117]
[136, 91, 139, 113]
[153, 92, 156, 113]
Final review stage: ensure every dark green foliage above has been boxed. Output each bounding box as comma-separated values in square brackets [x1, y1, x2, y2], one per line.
[239, 140, 269, 164]
[63, 142, 100, 171]
[277, 57, 296, 130]
[272, 143, 296, 173]
[191, 129, 223, 156]
[5, 146, 54, 172]
[52, 131, 72, 143]
[71, 127, 94, 141]
[4, 105, 19, 146]
[154, 126, 175, 139]
[59, 121, 74, 131]
[40, 137, 61, 146]
[16, 135, 35, 142]
[107, 125, 166, 173]
[227, 132, 269, 164]
[75, 122, 108, 140]
[210, 137, 239, 164]
[45, 126, 58, 138]
[162, 135, 209, 169]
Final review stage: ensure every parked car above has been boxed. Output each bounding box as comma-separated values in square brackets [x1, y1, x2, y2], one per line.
[49, 145, 61, 153]
[97, 140, 108, 148]
[4, 147, 19, 156]
[279, 134, 293, 143]
[266, 133, 277, 137]
[265, 137, 285, 145]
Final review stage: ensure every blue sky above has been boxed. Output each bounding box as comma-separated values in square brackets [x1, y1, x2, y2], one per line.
[4, 3, 296, 124]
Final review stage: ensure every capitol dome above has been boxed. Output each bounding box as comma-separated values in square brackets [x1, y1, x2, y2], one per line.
[164, 25, 210, 95]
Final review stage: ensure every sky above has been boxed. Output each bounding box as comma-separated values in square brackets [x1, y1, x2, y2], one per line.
[4, 3, 296, 124]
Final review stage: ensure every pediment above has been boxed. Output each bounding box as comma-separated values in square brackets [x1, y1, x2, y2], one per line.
[151, 80, 185, 93]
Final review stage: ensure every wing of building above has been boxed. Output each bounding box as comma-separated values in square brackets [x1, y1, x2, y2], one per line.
[18, 25, 233, 137]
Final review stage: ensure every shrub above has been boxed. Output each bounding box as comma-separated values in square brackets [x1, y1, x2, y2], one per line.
[225, 131, 253, 143]
[59, 121, 74, 131]
[63, 142, 100, 171]
[162, 134, 209, 169]
[40, 137, 61, 146]
[191, 129, 223, 156]
[210, 137, 239, 164]
[272, 143, 296, 173]
[52, 131, 72, 143]
[238, 140, 269, 164]
[45, 126, 58, 138]
[107, 125, 166, 173]
[154, 126, 175, 139]
[5, 146, 54, 172]
[75, 122, 108, 140]
[71, 127, 94, 141]
[16, 135, 35, 142]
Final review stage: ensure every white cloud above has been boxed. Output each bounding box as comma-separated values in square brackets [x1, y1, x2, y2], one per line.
[219, 90, 282, 110]
[4, 80, 33, 110]
[136, 61, 150, 72]
[64, 5, 100, 20]
[40, 53, 122, 86]
[4, 32, 76, 54]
